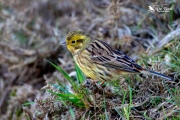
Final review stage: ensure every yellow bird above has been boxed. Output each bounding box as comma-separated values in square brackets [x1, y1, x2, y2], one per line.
[65, 29, 172, 82]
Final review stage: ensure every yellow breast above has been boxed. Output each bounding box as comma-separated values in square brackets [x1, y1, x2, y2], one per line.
[73, 50, 95, 78]
[73, 49, 118, 81]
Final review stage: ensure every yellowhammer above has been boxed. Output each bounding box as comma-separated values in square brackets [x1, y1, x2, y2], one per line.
[65, 29, 173, 81]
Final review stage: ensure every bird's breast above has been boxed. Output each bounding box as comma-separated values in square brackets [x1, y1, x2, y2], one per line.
[73, 50, 123, 81]
[74, 50, 96, 78]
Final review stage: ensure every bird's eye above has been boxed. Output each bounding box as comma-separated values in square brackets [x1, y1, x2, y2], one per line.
[71, 41, 75, 43]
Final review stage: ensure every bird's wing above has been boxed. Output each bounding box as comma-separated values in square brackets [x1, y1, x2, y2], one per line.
[86, 40, 143, 73]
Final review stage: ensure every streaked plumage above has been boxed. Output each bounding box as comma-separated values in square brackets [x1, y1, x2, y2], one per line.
[66, 29, 173, 81]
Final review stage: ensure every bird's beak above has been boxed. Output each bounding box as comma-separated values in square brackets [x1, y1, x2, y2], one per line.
[62, 41, 66, 46]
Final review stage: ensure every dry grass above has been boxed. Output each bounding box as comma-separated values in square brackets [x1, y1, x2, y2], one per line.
[0, 0, 179, 119]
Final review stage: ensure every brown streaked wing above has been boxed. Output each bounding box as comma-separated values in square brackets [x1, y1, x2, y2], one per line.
[87, 40, 143, 73]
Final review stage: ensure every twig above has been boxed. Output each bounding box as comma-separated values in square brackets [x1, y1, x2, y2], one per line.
[157, 28, 180, 48]
[148, 28, 180, 55]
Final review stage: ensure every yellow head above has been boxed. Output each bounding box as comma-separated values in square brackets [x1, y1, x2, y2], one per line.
[66, 29, 91, 55]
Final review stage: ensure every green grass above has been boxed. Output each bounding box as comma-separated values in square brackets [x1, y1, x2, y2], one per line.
[46, 60, 91, 108]
[45, 60, 93, 119]
[121, 86, 132, 120]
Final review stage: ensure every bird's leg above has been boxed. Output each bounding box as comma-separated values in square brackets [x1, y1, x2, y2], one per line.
[83, 79, 99, 92]
[100, 81, 105, 86]
[83, 79, 114, 96]
[95, 81, 105, 90]
[83, 79, 106, 94]
[96, 81, 115, 97]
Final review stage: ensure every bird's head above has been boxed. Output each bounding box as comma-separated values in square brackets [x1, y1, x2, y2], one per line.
[66, 29, 91, 55]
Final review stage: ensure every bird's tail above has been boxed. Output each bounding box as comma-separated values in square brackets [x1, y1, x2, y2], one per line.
[141, 70, 173, 81]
